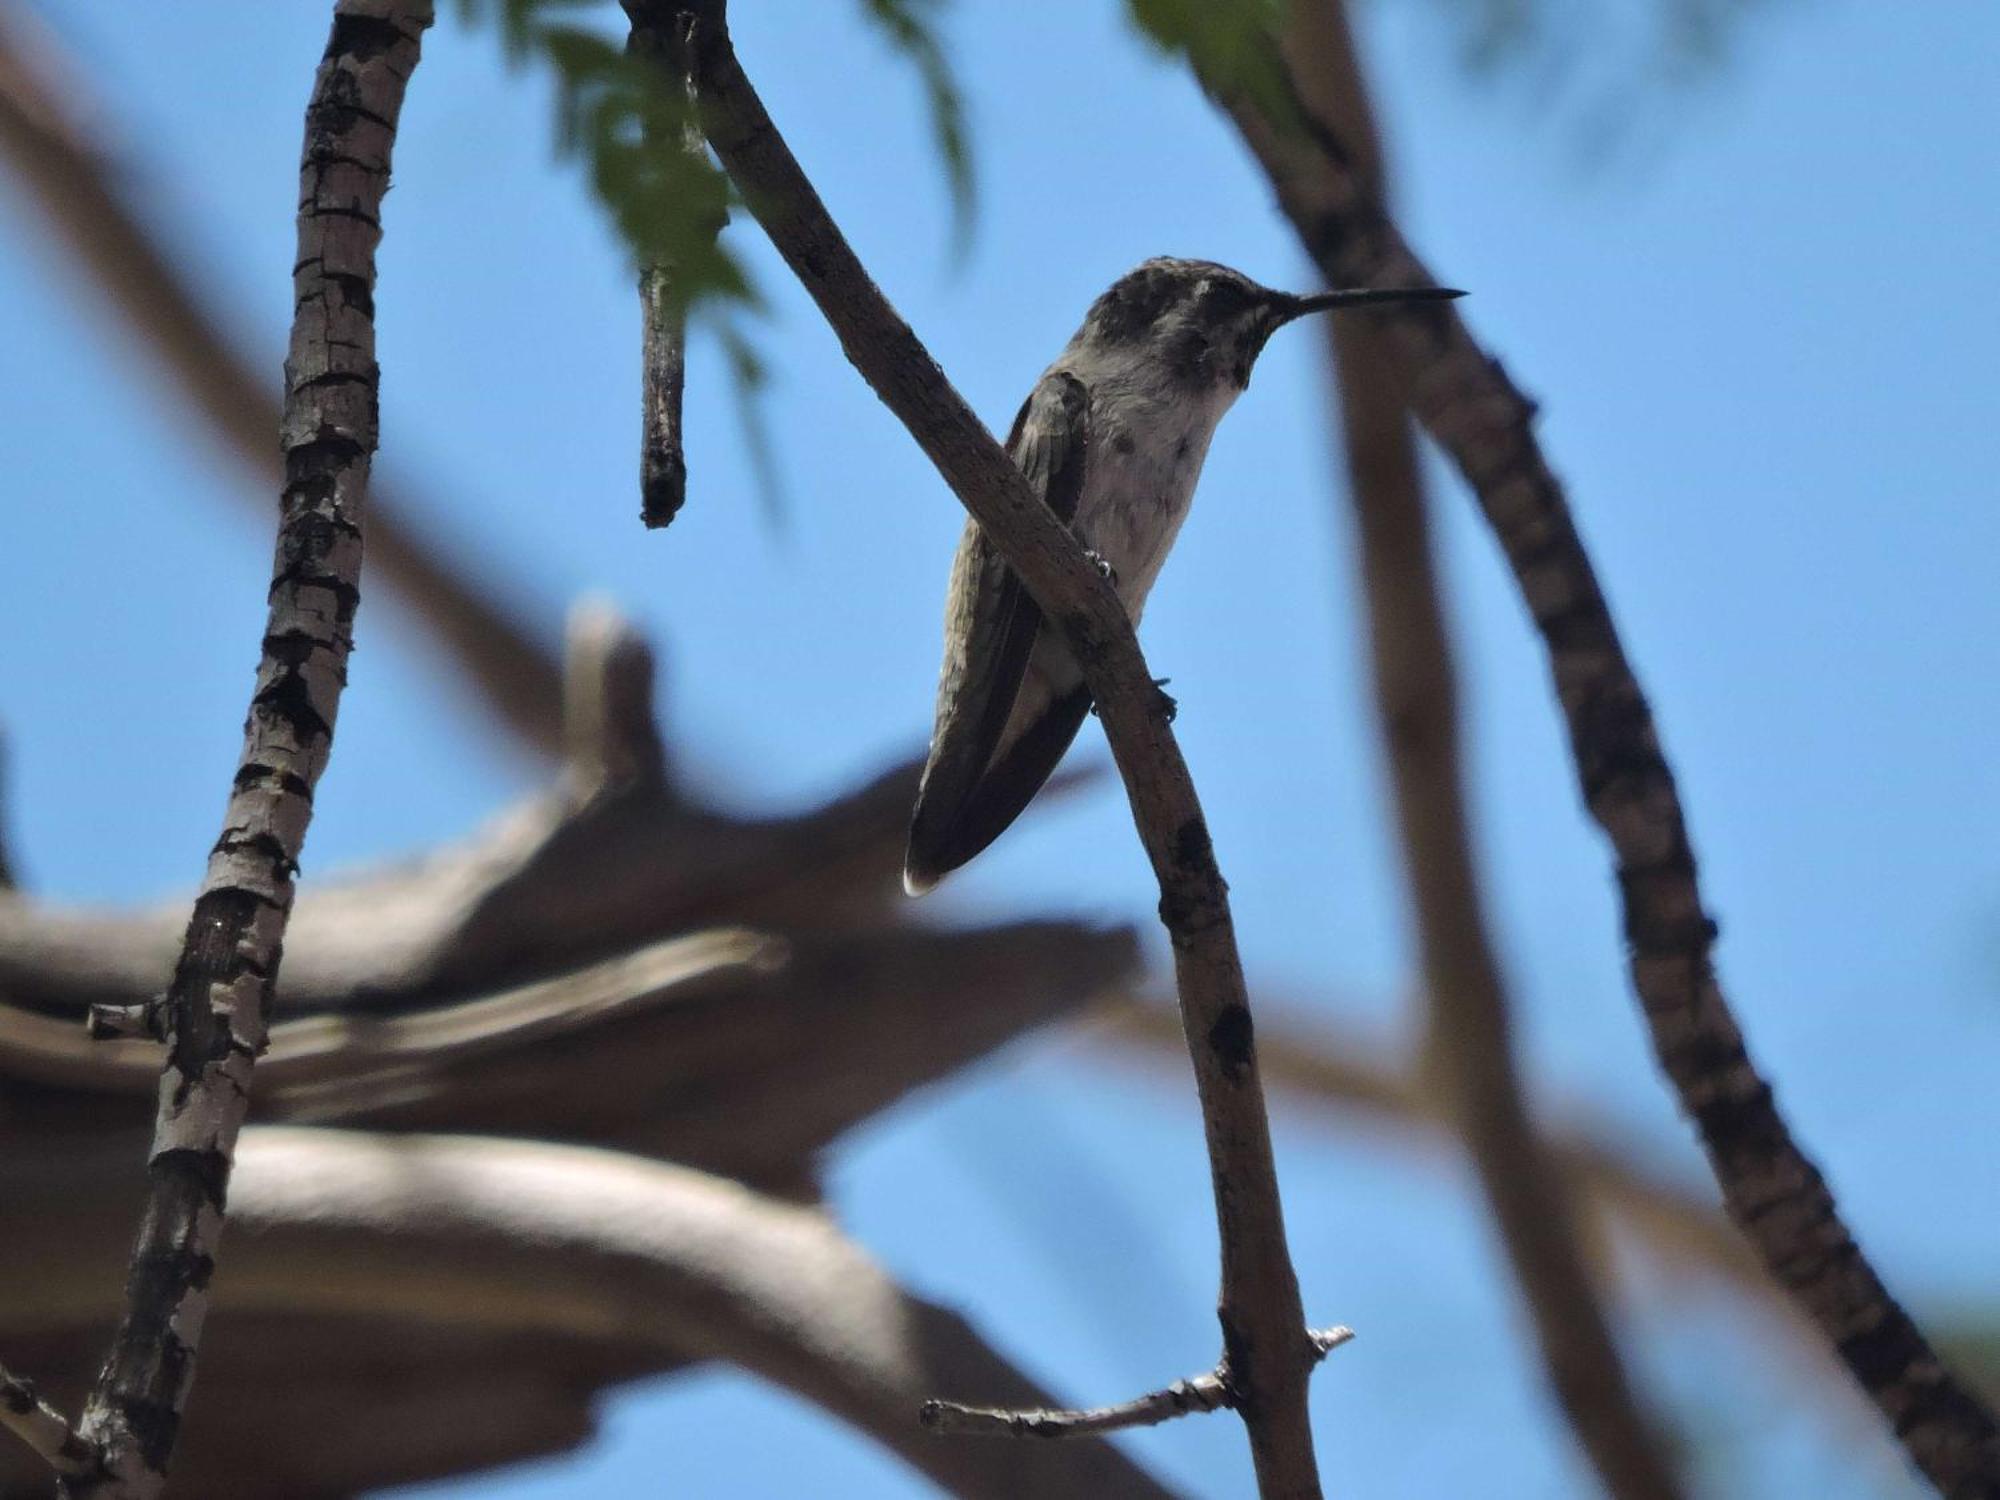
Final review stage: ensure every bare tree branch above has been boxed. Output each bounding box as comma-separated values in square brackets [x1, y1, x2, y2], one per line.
[625, 3, 1331, 1491]
[2, 912, 1135, 1198]
[639, 264, 693, 525]
[0, 690, 1137, 1495]
[0, 591, 1131, 1184]
[0, 756, 921, 1022]
[922, 1328, 1353, 1441]
[61, 8, 433, 1495]
[1, 1130, 1182, 1500]
[0, 1364, 96, 1481]
[624, 14, 724, 530]
[1290, 5, 1682, 1495]
[0, 0, 565, 760]
[1186, 17, 2000, 1494]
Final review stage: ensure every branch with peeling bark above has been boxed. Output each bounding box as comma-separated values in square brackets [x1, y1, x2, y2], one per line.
[1294, 5, 1681, 1495]
[1180, 12, 2000, 1494]
[43, 7, 434, 1496]
[624, 2, 1330, 1492]
[0, 0, 565, 760]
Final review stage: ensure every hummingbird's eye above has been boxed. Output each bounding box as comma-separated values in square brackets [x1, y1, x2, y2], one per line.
[1197, 279, 1253, 318]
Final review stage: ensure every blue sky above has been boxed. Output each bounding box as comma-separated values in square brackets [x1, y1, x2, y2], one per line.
[2, 1, 1996, 1495]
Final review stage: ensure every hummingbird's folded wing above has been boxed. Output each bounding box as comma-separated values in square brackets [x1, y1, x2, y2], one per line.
[905, 370, 1092, 893]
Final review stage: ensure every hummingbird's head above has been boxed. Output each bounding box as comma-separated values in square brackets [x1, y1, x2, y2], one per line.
[1078, 257, 1463, 391]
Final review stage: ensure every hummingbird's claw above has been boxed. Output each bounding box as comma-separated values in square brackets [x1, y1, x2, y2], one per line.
[1083, 549, 1118, 588]
[1094, 676, 1176, 721]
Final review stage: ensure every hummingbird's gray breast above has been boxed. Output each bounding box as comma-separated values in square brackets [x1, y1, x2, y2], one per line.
[906, 257, 1465, 893]
[976, 364, 1239, 771]
[1067, 363, 1241, 620]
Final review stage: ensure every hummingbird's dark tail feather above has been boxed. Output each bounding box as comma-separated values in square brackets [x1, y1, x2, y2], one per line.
[903, 685, 1094, 895]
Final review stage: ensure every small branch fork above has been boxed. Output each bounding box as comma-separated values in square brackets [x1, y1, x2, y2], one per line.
[624, 2, 1335, 1493]
[922, 1328, 1354, 1441]
[0, 5, 436, 1497]
[1189, 11, 2000, 1496]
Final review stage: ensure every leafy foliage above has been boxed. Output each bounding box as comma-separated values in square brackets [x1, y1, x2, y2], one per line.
[860, 0, 976, 255]
[1124, 0, 1299, 129]
[1436, 0, 1784, 80]
[457, 0, 976, 304]
[454, 1, 978, 522]
[1418, 0, 1795, 162]
[455, 0, 749, 312]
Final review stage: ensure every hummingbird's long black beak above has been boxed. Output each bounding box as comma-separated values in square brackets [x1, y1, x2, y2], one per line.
[1273, 285, 1466, 323]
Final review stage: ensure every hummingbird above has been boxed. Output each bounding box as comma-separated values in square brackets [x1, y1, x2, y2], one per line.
[904, 257, 1463, 895]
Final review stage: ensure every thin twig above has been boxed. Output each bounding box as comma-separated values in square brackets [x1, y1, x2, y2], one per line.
[628, 3, 1330, 1493]
[1193, 17, 2000, 1494]
[1296, 5, 1682, 1495]
[639, 266, 692, 525]
[63, 6, 433, 1496]
[922, 1328, 1353, 1441]
[0, 0, 565, 759]
[626, 14, 721, 528]
[0, 1364, 96, 1480]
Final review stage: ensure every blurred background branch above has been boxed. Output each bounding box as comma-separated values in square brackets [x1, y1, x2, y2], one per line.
[0, 1129, 1179, 1499]
[0, 590, 1151, 1494]
[1295, 3, 1680, 1495]
[1178, 9, 2000, 1492]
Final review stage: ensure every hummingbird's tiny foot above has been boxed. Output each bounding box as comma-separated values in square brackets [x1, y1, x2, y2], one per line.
[1082, 549, 1118, 588]
[1087, 681, 1174, 722]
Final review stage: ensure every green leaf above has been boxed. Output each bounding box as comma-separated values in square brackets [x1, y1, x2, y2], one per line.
[457, 3, 751, 313]
[456, 0, 977, 533]
[713, 318, 789, 532]
[458, 0, 775, 526]
[1125, 0, 1299, 129]
[860, 0, 977, 259]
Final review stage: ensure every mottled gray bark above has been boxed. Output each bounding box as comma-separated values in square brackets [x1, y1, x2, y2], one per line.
[63, 6, 434, 1495]
[1294, 5, 1684, 1496]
